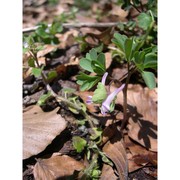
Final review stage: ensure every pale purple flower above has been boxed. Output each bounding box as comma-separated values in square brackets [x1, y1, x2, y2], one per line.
[86, 72, 125, 115]
[86, 95, 93, 104]
[101, 72, 108, 85]
[101, 83, 125, 115]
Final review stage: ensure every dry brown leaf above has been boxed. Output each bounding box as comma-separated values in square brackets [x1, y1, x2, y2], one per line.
[111, 84, 157, 151]
[105, 52, 112, 69]
[100, 164, 118, 180]
[33, 154, 85, 180]
[37, 45, 57, 58]
[23, 105, 67, 159]
[125, 135, 157, 172]
[103, 127, 128, 180]
[110, 5, 128, 21]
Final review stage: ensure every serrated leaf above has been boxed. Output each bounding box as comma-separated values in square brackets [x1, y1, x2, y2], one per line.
[31, 67, 42, 77]
[137, 13, 153, 30]
[79, 58, 94, 72]
[72, 136, 87, 153]
[92, 83, 107, 104]
[125, 38, 134, 61]
[141, 71, 156, 89]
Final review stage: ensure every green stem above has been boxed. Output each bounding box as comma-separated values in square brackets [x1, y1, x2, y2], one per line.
[29, 50, 95, 129]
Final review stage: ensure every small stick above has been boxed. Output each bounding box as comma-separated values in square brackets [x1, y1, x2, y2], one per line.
[23, 22, 120, 33]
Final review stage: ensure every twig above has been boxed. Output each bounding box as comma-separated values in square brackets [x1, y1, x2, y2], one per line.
[23, 22, 120, 33]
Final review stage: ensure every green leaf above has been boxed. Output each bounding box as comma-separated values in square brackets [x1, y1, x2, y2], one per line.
[89, 48, 97, 60]
[91, 61, 105, 75]
[137, 12, 153, 30]
[28, 58, 35, 68]
[97, 53, 106, 69]
[92, 83, 107, 104]
[80, 77, 101, 91]
[31, 67, 42, 77]
[143, 53, 157, 69]
[141, 71, 156, 89]
[35, 28, 50, 39]
[134, 51, 145, 64]
[37, 91, 52, 105]
[47, 70, 58, 81]
[112, 33, 127, 52]
[125, 38, 134, 61]
[50, 22, 63, 35]
[72, 136, 87, 153]
[90, 128, 102, 141]
[79, 58, 94, 72]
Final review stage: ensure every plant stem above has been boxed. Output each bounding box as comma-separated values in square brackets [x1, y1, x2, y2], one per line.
[29, 50, 95, 129]
[120, 63, 134, 131]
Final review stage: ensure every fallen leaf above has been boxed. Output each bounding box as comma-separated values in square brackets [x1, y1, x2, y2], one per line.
[100, 164, 118, 180]
[125, 135, 157, 172]
[103, 127, 128, 180]
[33, 154, 85, 180]
[23, 105, 67, 159]
[37, 45, 57, 58]
[105, 52, 112, 69]
[111, 84, 157, 151]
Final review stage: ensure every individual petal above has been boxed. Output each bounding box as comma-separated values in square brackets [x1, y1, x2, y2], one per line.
[101, 84, 125, 114]
[86, 96, 93, 104]
[101, 72, 108, 85]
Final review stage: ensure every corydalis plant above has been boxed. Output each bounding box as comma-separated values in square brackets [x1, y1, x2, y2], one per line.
[87, 72, 125, 115]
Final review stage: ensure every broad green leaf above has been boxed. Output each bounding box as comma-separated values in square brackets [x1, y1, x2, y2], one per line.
[76, 72, 98, 81]
[72, 136, 87, 153]
[89, 48, 97, 60]
[125, 38, 134, 61]
[79, 58, 94, 72]
[134, 51, 145, 65]
[36, 28, 50, 39]
[141, 71, 156, 89]
[137, 13, 153, 30]
[31, 67, 42, 77]
[91, 61, 105, 75]
[143, 53, 157, 69]
[37, 92, 52, 105]
[92, 83, 107, 104]
[97, 53, 106, 69]
[112, 33, 127, 52]
[94, 43, 104, 52]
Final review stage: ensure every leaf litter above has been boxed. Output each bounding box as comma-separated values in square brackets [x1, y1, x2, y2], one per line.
[23, 0, 157, 179]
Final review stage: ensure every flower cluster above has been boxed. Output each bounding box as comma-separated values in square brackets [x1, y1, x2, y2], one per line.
[87, 72, 125, 115]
